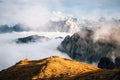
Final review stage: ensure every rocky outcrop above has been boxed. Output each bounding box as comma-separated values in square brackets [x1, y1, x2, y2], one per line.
[16, 35, 50, 43]
[58, 30, 119, 63]
[115, 56, 120, 68]
[98, 56, 120, 69]
[98, 57, 115, 69]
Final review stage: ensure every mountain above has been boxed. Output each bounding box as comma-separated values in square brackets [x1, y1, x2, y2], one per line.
[0, 56, 119, 80]
[47, 17, 80, 33]
[47, 15, 120, 33]
[45, 12, 97, 33]
[0, 24, 29, 33]
[58, 24, 120, 63]
[16, 35, 50, 44]
[0, 15, 119, 33]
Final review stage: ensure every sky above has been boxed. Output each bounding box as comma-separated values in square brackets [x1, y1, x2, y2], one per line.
[0, 0, 120, 26]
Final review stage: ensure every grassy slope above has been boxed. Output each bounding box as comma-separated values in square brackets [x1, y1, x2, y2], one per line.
[0, 56, 120, 80]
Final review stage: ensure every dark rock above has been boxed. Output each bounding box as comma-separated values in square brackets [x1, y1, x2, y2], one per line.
[55, 36, 63, 39]
[16, 35, 50, 44]
[57, 35, 71, 53]
[58, 30, 117, 63]
[115, 56, 120, 68]
[98, 57, 115, 69]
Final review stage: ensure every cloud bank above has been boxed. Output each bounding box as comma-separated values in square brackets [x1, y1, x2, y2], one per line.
[0, 32, 70, 70]
[0, 0, 119, 28]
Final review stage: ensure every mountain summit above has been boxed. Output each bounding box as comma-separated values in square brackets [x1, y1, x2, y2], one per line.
[0, 56, 120, 80]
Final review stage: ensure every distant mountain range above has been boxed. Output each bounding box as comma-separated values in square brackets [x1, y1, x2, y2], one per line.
[46, 16, 120, 33]
[0, 15, 120, 33]
[0, 24, 30, 33]
[0, 56, 119, 80]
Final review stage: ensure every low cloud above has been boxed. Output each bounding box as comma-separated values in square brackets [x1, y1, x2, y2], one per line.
[93, 19, 120, 44]
[0, 0, 119, 29]
[0, 32, 70, 70]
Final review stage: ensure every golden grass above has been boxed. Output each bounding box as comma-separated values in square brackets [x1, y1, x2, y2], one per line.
[0, 56, 119, 80]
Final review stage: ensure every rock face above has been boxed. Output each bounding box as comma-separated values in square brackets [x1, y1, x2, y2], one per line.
[58, 30, 119, 63]
[115, 56, 120, 68]
[0, 56, 120, 80]
[16, 35, 50, 43]
[98, 57, 115, 69]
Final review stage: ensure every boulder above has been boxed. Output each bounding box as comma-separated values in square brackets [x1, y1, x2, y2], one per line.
[115, 56, 120, 68]
[98, 57, 115, 69]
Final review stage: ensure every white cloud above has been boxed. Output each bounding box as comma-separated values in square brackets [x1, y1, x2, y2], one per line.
[0, 0, 53, 27]
[0, 32, 70, 70]
[0, 0, 119, 27]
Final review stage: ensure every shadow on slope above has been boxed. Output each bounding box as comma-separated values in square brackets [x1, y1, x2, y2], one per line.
[0, 56, 98, 80]
[0, 56, 119, 80]
[74, 68, 120, 80]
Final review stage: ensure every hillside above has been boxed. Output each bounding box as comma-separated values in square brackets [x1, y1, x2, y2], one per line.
[0, 56, 120, 80]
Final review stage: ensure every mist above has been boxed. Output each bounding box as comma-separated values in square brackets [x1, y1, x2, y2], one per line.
[0, 0, 119, 30]
[0, 0, 120, 71]
[57, 18, 120, 64]
[0, 0, 52, 30]
[0, 32, 70, 70]
[93, 19, 120, 44]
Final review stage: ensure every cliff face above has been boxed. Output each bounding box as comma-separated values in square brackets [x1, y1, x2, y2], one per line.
[0, 56, 120, 80]
[57, 29, 120, 63]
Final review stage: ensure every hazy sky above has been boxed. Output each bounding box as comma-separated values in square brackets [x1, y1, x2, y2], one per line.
[0, 0, 120, 26]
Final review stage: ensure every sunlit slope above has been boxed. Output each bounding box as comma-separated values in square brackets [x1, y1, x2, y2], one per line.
[0, 56, 119, 80]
